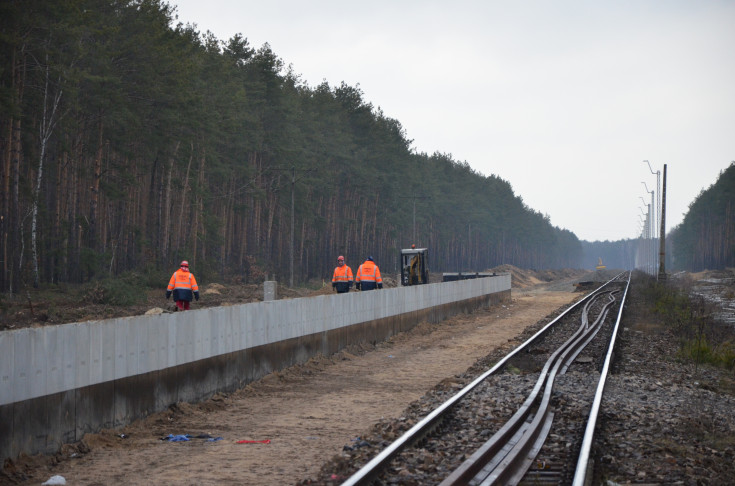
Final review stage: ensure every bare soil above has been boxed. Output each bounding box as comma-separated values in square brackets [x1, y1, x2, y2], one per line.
[1, 267, 590, 485]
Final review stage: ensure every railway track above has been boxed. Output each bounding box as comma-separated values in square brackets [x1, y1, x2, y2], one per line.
[341, 272, 630, 486]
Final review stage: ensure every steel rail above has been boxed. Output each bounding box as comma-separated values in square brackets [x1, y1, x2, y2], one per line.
[442, 289, 619, 485]
[571, 271, 631, 486]
[341, 274, 624, 486]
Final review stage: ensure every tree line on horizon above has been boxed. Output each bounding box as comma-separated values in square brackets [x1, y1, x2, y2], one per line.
[581, 162, 734, 273]
[0, 0, 624, 294]
[668, 162, 735, 271]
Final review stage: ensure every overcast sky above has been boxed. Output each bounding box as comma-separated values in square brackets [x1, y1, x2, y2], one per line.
[169, 0, 734, 242]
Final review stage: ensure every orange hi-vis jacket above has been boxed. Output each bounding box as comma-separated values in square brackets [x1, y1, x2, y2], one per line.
[167, 269, 199, 302]
[356, 260, 382, 290]
[332, 265, 354, 293]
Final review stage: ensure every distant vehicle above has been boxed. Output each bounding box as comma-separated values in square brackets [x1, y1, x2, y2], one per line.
[400, 246, 429, 286]
[596, 257, 606, 270]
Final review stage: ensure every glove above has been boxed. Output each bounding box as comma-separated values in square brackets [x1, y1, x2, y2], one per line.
[166, 291, 171, 300]
[194, 292, 199, 301]
[355, 282, 361, 291]
[332, 283, 336, 290]
[378, 283, 383, 289]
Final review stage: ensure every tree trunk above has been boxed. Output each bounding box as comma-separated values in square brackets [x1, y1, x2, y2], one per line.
[175, 142, 194, 254]
[88, 117, 103, 251]
[162, 140, 180, 260]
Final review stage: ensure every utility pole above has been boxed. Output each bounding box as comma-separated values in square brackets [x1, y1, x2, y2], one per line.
[642, 184, 656, 277]
[644, 160, 661, 239]
[271, 166, 315, 288]
[399, 194, 430, 244]
[658, 164, 668, 282]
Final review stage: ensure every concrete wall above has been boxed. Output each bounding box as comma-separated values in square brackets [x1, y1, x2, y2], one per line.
[0, 275, 510, 461]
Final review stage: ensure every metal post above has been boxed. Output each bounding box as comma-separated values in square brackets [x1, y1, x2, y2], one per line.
[412, 199, 416, 243]
[400, 194, 430, 245]
[644, 160, 661, 240]
[658, 164, 667, 281]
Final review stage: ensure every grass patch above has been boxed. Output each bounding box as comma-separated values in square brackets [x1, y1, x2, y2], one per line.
[639, 276, 735, 371]
[83, 271, 149, 306]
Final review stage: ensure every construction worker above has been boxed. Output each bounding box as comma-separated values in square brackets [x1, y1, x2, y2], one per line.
[166, 260, 199, 311]
[332, 255, 354, 293]
[355, 256, 382, 291]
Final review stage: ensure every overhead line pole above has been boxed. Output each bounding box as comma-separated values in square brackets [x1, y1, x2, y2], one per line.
[399, 194, 430, 244]
[644, 160, 661, 239]
[658, 164, 668, 281]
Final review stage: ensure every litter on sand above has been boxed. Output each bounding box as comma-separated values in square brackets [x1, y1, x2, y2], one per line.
[161, 433, 223, 442]
[42, 476, 66, 485]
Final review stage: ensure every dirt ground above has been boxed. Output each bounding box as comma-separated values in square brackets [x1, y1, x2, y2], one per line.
[1, 267, 591, 485]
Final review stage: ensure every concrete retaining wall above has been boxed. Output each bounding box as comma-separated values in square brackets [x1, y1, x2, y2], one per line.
[0, 275, 510, 461]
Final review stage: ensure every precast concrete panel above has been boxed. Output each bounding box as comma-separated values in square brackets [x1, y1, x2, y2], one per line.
[273, 300, 291, 343]
[166, 314, 177, 369]
[300, 296, 317, 335]
[249, 302, 266, 349]
[28, 328, 46, 402]
[88, 322, 102, 386]
[146, 318, 163, 373]
[0, 331, 13, 405]
[227, 306, 238, 354]
[114, 319, 128, 380]
[208, 309, 220, 357]
[126, 318, 144, 377]
[223, 307, 234, 355]
[263, 301, 277, 344]
[233, 305, 246, 351]
[193, 311, 206, 362]
[217, 309, 228, 356]
[74, 323, 91, 390]
[176, 315, 195, 366]
[12, 329, 30, 404]
[45, 327, 62, 397]
[100, 320, 115, 384]
[284, 299, 301, 341]
[322, 295, 338, 333]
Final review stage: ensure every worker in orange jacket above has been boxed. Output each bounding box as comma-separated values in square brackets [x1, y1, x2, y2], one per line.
[355, 256, 382, 291]
[332, 255, 354, 293]
[166, 260, 199, 310]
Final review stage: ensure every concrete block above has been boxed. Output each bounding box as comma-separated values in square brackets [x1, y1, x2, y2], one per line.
[264, 281, 277, 301]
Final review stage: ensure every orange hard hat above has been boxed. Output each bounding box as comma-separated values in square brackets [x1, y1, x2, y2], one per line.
[180, 260, 189, 267]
